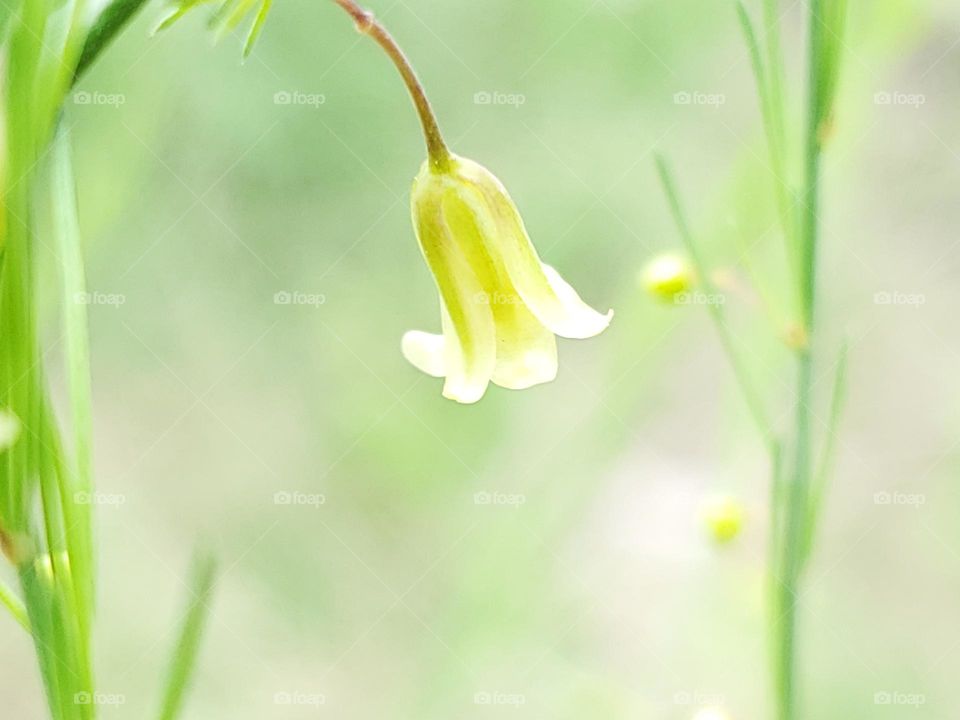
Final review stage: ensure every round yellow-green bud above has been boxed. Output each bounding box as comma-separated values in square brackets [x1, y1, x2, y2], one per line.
[703, 496, 745, 544]
[640, 253, 694, 303]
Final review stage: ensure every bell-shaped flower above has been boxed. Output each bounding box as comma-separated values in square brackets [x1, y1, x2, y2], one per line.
[402, 155, 612, 403]
[330, 0, 612, 402]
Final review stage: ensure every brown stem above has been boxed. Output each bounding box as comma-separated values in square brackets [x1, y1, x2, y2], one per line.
[333, 0, 451, 171]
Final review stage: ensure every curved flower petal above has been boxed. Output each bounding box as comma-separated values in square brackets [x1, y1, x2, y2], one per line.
[438, 183, 558, 390]
[490, 304, 558, 390]
[401, 330, 446, 378]
[411, 176, 496, 404]
[538, 263, 613, 338]
[454, 157, 613, 339]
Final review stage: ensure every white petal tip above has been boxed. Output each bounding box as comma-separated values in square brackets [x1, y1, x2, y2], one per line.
[558, 307, 614, 340]
[493, 350, 558, 390]
[401, 330, 446, 378]
[442, 382, 487, 404]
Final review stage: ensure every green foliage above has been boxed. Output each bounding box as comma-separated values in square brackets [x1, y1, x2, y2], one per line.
[75, 0, 154, 81]
[155, 0, 274, 57]
[1, 1, 217, 718]
[156, 551, 217, 720]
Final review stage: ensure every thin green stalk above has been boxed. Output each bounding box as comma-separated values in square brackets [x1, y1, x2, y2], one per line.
[331, 0, 451, 171]
[774, 2, 827, 718]
[655, 154, 776, 452]
[736, 1, 799, 305]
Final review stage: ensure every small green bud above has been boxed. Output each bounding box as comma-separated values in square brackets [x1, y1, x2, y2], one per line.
[641, 253, 694, 302]
[703, 495, 745, 544]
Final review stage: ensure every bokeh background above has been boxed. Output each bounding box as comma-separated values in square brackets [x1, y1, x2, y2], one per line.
[3, 0, 959, 717]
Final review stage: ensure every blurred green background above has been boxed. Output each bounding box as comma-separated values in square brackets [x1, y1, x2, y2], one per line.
[3, 0, 960, 717]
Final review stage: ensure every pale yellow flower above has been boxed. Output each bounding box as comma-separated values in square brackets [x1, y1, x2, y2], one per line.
[402, 155, 612, 403]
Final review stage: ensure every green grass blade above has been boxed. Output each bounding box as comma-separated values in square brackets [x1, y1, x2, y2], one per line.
[802, 342, 848, 560]
[156, 550, 217, 720]
[735, 1, 769, 121]
[19, 562, 67, 720]
[51, 126, 96, 632]
[74, 0, 153, 81]
[242, 0, 271, 58]
[655, 154, 775, 449]
[0, 576, 30, 631]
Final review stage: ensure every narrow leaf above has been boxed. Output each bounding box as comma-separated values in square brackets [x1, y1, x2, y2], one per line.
[0, 576, 30, 631]
[802, 342, 849, 560]
[50, 126, 96, 641]
[74, 0, 153, 82]
[156, 550, 217, 720]
[242, 0, 271, 58]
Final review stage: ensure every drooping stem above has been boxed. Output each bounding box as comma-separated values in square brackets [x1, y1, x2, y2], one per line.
[332, 0, 452, 171]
